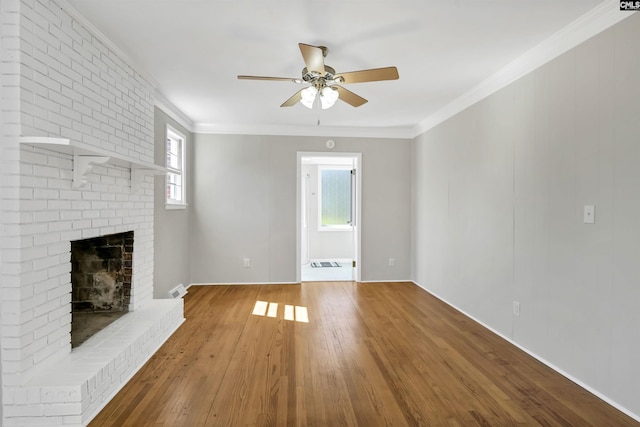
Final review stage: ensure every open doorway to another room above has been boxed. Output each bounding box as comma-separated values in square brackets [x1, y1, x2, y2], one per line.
[297, 152, 361, 282]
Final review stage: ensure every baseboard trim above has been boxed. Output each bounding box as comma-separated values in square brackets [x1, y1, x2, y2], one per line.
[189, 281, 301, 286]
[409, 280, 640, 423]
[189, 280, 414, 286]
[357, 279, 414, 284]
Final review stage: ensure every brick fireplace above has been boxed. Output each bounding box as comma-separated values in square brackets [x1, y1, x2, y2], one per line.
[0, 1, 185, 425]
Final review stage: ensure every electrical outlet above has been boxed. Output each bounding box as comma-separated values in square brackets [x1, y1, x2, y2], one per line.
[513, 301, 520, 317]
[583, 205, 595, 224]
[388, 258, 395, 267]
[243, 258, 251, 268]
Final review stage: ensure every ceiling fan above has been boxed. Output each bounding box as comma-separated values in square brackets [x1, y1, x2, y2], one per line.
[238, 43, 399, 109]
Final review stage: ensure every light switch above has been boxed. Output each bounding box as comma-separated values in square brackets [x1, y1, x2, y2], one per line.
[583, 205, 595, 224]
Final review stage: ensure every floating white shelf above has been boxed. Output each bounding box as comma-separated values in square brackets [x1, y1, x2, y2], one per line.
[19, 137, 166, 190]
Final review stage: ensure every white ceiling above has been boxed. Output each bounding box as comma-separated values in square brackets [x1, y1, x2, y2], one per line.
[64, 0, 609, 137]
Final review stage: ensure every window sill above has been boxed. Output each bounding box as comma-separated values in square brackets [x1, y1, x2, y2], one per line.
[318, 225, 353, 232]
[165, 203, 188, 210]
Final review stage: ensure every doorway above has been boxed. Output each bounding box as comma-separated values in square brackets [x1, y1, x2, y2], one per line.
[297, 152, 361, 282]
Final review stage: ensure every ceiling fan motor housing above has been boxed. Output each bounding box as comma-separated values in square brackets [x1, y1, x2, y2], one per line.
[302, 65, 337, 84]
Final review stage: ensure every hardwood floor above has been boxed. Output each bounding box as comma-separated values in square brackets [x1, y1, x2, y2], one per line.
[89, 282, 638, 426]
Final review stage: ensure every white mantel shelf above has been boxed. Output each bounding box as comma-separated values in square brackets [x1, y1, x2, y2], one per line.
[19, 136, 166, 190]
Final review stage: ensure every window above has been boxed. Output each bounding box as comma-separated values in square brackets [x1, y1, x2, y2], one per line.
[166, 126, 186, 208]
[318, 166, 353, 229]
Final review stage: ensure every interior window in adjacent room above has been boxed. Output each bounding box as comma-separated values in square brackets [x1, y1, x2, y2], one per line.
[166, 126, 186, 208]
[318, 166, 353, 229]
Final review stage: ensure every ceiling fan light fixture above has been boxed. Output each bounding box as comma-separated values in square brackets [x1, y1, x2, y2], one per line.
[320, 86, 339, 109]
[300, 86, 317, 109]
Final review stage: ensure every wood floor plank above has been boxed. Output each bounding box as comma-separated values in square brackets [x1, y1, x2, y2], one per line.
[89, 282, 639, 426]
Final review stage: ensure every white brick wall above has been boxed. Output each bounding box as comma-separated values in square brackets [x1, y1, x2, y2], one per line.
[1, 0, 182, 425]
[17, 0, 154, 163]
[2, 0, 25, 391]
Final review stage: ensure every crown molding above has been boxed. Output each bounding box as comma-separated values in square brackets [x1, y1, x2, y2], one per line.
[154, 91, 195, 133]
[412, 0, 636, 138]
[193, 123, 415, 139]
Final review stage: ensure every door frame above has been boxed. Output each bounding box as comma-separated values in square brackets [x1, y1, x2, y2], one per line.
[296, 151, 362, 282]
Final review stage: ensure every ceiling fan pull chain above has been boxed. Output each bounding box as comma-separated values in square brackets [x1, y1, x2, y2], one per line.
[316, 91, 321, 125]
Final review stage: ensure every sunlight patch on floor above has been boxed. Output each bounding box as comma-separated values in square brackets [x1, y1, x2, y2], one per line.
[252, 301, 309, 323]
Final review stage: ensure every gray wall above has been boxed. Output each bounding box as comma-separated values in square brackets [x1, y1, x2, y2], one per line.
[412, 13, 640, 417]
[0, 13, 4, 418]
[191, 134, 412, 284]
[153, 108, 193, 298]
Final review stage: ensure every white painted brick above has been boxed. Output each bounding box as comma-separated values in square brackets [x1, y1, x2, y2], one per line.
[20, 175, 48, 188]
[47, 263, 71, 280]
[20, 187, 34, 200]
[20, 150, 49, 165]
[5, 416, 68, 427]
[34, 188, 59, 199]
[22, 246, 48, 261]
[89, 186, 108, 196]
[33, 317, 61, 340]
[59, 230, 82, 242]
[34, 339, 63, 364]
[48, 221, 72, 232]
[62, 415, 82, 425]
[90, 218, 108, 228]
[55, 312, 72, 328]
[33, 70, 62, 93]
[47, 200, 71, 211]
[32, 254, 61, 271]
[59, 210, 81, 221]
[46, 155, 72, 170]
[47, 283, 70, 303]
[3, 223, 24, 237]
[21, 270, 49, 286]
[33, 232, 61, 246]
[71, 219, 91, 230]
[58, 190, 80, 200]
[45, 178, 71, 190]
[33, 277, 58, 296]
[32, 164, 61, 178]
[4, 404, 45, 417]
[33, 211, 59, 223]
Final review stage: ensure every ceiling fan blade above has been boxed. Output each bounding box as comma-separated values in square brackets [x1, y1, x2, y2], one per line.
[281, 89, 304, 107]
[334, 85, 368, 107]
[238, 75, 302, 83]
[299, 43, 325, 75]
[335, 66, 399, 84]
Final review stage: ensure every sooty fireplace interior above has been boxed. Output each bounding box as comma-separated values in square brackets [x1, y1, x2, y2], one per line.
[71, 231, 133, 348]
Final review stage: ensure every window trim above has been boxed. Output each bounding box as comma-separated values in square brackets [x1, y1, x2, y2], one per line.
[165, 125, 187, 209]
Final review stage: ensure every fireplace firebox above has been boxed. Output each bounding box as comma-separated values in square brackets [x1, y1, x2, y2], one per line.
[70, 231, 133, 348]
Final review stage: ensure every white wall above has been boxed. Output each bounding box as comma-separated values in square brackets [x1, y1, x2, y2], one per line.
[191, 134, 412, 284]
[411, 12, 640, 418]
[302, 163, 354, 261]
